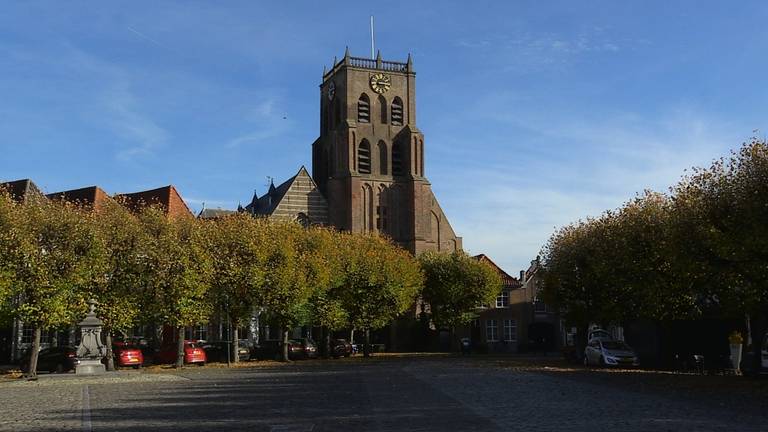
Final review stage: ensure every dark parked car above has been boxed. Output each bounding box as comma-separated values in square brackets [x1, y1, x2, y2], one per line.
[252, 340, 305, 360]
[331, 339, 352, 358]
[296, 338, 318, 359]
[20, 346, 79, 373]
[201, 341, 251, 362]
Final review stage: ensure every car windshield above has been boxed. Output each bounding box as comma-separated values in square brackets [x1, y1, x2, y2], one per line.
[602, 341, 630, 350]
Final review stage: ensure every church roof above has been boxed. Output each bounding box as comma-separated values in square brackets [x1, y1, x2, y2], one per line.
[245, 166, 328, 225]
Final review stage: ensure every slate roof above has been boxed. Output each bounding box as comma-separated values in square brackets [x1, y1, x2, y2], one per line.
[114, 185, 194, 218]
[0, 179, 45, 203]
[473, 254, 521, 289]
[198, 208, 238, 219]
[47, 185, 112, 210]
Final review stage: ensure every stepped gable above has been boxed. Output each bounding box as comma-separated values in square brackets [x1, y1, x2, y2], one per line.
[47, 185, 112, 211]
[0, 178, 45, 203]
[114, 185, 193, 218]
[245, 166, 329, 225]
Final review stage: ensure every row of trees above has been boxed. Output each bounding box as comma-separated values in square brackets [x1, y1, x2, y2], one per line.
[0, 194, 502, 375]
[541, 138, 768, 372]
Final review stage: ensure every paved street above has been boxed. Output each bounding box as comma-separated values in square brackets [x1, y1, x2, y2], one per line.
[0, 357, 766, 432]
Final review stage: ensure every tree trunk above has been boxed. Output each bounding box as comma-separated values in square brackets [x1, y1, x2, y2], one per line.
[324, 327, 331, 359]
[232, 326, 239, 365]
[26, 327, 42, 378]
[175, 326, 185, 368]
[281, 327, 290, 362]
[105, 332, 115, 371]
[363, 329, 371, 358]
[350, 328, 355, 345]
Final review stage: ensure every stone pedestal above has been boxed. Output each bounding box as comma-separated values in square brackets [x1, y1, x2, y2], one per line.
[76, 359, 106, 375]
[75, 299, 107, 375]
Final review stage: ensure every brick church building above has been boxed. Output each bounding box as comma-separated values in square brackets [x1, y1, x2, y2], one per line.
[241, 49, 462, 256]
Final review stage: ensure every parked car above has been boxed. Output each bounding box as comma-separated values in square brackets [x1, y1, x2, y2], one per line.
[110, 341, 144, 369]
[156, 341, 206, 365]
[201, 341, 251, 362]
[762, 334, 768, 369]
[296, 338, 318, 359]
[20, 346, 79, 373]
[588, 328, 614, 342]
[331, 339, 352, 358]
[584, 339, 639, 367]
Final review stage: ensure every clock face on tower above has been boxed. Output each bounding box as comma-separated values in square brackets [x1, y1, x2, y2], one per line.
[369, 73, 391, 94]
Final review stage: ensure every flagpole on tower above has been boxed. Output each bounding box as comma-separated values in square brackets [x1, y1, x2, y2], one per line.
[370, 15, 375, 59]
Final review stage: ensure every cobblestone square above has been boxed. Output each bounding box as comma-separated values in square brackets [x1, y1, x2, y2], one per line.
[0, 357, 766, 432]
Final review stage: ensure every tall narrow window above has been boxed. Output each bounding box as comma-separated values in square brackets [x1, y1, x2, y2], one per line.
[391, 97, 403, 125]
[486, 320, 498, 342]
[503, 320, 517, 342]
[378, 140, 388, 175]
[378, 95, 387, 124]
[392, 141, 403, 176]
[376, 186, 388, 232]
[358, 139, 371, 174]
[358, 94, 370, 123]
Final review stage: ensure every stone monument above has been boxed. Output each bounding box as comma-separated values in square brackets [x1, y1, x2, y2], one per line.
[75, 299, 107, 375]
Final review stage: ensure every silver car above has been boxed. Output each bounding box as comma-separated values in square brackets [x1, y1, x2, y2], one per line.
[584, 339, 639, 367]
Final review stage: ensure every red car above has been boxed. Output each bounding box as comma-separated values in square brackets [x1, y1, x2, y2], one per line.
[156, 341, 207, 365]
[111, 341, 144, 369]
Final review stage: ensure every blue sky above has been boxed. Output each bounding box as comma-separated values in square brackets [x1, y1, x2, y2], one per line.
[2, 1, 767, 274]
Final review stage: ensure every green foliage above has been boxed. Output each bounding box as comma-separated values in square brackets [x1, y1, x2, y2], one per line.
[541, 138, 768, 328]
[89, 200, 146, 333]
[419, 251, 502, 328]
[138, 208, 213, 328]
[338, 234, 423, 332]
[12, 199, 100, 328]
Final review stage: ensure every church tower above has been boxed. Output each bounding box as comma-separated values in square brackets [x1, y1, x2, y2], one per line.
[312, 49, 461, 254]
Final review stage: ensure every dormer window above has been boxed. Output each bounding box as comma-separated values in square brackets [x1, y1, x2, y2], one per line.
[358, 94, 370, 123]
[391, 97, 403, 125]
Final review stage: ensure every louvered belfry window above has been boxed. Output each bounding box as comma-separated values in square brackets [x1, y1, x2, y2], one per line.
[391, 97, 403, 126]
[392, 142, 403, 176]
[358, 94, 370, 123]
[358, 140, 371, 174]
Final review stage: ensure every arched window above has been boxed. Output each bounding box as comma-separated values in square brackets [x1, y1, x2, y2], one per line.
[378, 140, 388, 175]
[361, 184, 373, 232]
[391, 97, 403, 125]
[358, 94, 370, 123]
[392, 141, 403, 176]
[378, 95, 387, 124]
[376, 185, 388, 233]
[358, 139, 371, 174]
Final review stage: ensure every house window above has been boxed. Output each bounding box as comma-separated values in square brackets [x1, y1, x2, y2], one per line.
[185, 325, 208, 342]
[471, 319, 481, 328]
[504, 319, 517, 342]
[534, 296, 547, 313]
[358, 140, 371, 174]
[358, 94, 370, 123]
[21, 325, 52, 344]
[486, 320, 498, 342]
[391, 97, 404, 125]
[496, 291, 509, 308]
